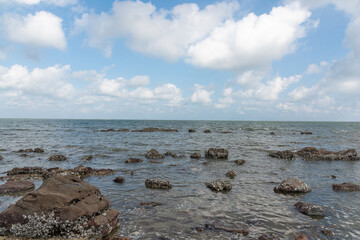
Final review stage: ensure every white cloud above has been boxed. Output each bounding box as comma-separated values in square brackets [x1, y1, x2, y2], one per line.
[190, 84, 213, 104]
[74, 0, 238, 58]
[288, 85, 318, 101]
[1, 11, 66, 50]
[128, 75, 150, 87]
[306, 61, 329, 74]
[0, 0, 77, 6]
[214, 87, 234, 108]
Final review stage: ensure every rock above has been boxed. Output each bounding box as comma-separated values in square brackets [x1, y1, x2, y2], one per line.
[19, 154, 32, 158]
[206, 179, 232, 192]
[130, 171, 134, 176]
[132, 128, 177, 132]
[0, 180, 34, 194]
[113, 176, 125, 184]
[301, 132, 313, 135]
[296, 147, 359, 161]
[294, 234, 308, 240]
[332, 182, 360, 191]
[72, 166, 94, 176]
[92, 168, 116, 176]
[48, 154, 67, 161]
[258, 233, 280, 240]
[125, 158, 143, 163]
[0, 149, 6, 151]
[149, 160, 163, 164]
[274, 178, 311, 193]
[145, 179, 172, 190]
[99, 129, 129, 132]
[190, 152, 201, 159]
[188, 129, 195, 132]
[0, 174, 119, 238]
[203, 162, 209, 165]
[205, 148, 228, 159]
[164, 152, 185, 158]
[269, 132, 275, 135]
[145, 149, 165, 159]
[204, 129, 211, 133]
[140, 202, 162, 207]
[294, 202, 325, 217]
[7, 167, 44, 176]
[0, 154, 2, 160]
[113, 237, 131, 240]
[269, 150, 295, 160]
[16, 148, 44, 153]
[226, 170, 236, 179]
[234, 160, 246, 165]
[321, 229, 334, 236]
[82, 155, 93, 161]
[331, 175, 337, 179]
[33, 148, 44, 153]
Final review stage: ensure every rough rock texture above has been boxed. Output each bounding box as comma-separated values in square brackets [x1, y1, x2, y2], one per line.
[145, 149, 165, 159]
[113, 176, 125, 184]
[301, 132, 313, 135]
[321, 229, 334, 236]
[145, 179, 172, 190]
[274, 178, 311, 193]
[48, 154, 67, 161]
[204, 130, 211, 133]
[0, 174, 119, 239]
[269, 132, 275, 135]
[99, 129, 129, 132]
[164, 152, 185, 159]
[226, 170, 236, 179]
[258, 233, 280, 240]
[0, 180, 34, 194]
[0, 154, 2, 160]
[332, 182, 360, 191]
[295, 234, 308, 240]
[206, 179, 232, 192]
[7, 167, 44, 176]
[205, 148, 228, 159]
[125, 158, 143, 163]
[132, 128, 177, 132]
[190, 153, 201, 159]
[16, 148, 44, 153]
[82, 155, 93, 161]
[296, 147, 359, 161]
[188, 129, 196, 132]
[234, 160, 246, 165]
[294, 202, 325, 217]
[269, 150, 295, 160]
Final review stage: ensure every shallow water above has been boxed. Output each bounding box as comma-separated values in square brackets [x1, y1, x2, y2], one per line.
[0, 119, 360, 239]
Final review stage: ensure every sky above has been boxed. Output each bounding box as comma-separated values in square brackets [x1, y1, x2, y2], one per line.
[0, 0, 359, 121]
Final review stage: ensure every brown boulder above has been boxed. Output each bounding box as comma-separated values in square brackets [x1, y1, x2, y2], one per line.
[274, 178, 311, 193]
[204, 129, 211, 133]
[113, 176, 125, 184]
[269, 150, 295, 160]
[296, 147, 359, 161]
[7, 167, 44, 176]
[145, 149, 165, 159]
[294, 202, 325, 217]
[188, 129, 195, 132]
[234, 160, 246, 165]
[226, 170, 236, 179]
[0, 180, 34, 194]
[301, 132, 312, 135]
[0, 174, 119, 238]
[0, 154, 2, 160]
[48, 154, 67, 161]
[125, 158, 143, 163]
[145, 179, 172, 189]
[205, 148, 228, 159]
[206, 179, 232, 192]
[332, 182, 360, 191]
[190, 152, 201, 159]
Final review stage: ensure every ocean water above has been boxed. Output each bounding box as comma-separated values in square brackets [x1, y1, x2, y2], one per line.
[0, 119, 360, 240]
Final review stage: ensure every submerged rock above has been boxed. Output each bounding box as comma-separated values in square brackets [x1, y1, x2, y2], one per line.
[0, 154, 2, 160]
[269, 132, 275, 135]
[296, 147, 359, 161]
[206, 179, 232, 192]
[140, 202, 162, 207]
[301, 132, 313, 135]
[0, 174, 119, 238]
[145, 179, 172, 190]
[294, 202, 325, 217]
[190, 152, 201, 159]
[113, 176, 125, 184]
[226, 170, 236, 179]
[321, 229, 334, 236]
[16, 148, 44, 153]
[188, 129, 196, 132]
[205, 148, 228, 159]
[0, 180, 34, 194]
[269, 150, 295, 160]
[48, 154, 67, 161]
[82, 155, 93, 161]
[145, 149, 165, 159]
[204, 129, 211, 133]
[332, 182, 360, 191]
[234, 160, 246, 165]
[99, 128, 129, 132]
[125, 158, 143, 163]
[274, 178, 311, 193]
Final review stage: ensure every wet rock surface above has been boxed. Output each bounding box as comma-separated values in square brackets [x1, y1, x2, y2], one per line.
[234, 159, 246, 165]
[0, 180, 35, 194]
[15, 148, 44, 153]
[269, 150, 295, 160]
[274, 178, 311, 193]
[145, 179, 172, 190]
[206, 179, 232, 192]
[332, 182, 360, 191]
[188, 129, 195, 132]
[164, 152, 185, 159]
[301, 132, 313, 135]
[190, 152, 201, 159]
[204, 129, 211, 133]
[48, 154, 67, 161]
[113, 176, 125, 184]
[0, 174, 119, 238]
[99, 128, 130, 132]
[0, 154, 2, 160]
[296, 147, 359, 161]
[294, 202, 325, 217]
[125, 158, 143, 163]
[145, 149, 165, 159]
[226, 170, 236, 179]
[205, 148, 228, 159]
[132, 128, 177, 132]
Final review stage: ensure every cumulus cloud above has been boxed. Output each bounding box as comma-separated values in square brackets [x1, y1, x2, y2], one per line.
[0, 0, 77, 6]
[214, 87, 234, 109]
[1, 11, 67, 50]
[74, 0, 238, 58]
[306, 61, 329, 74]
[190, 84, 214, 104]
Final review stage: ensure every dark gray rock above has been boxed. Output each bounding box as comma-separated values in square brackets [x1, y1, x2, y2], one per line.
[204, 129, 211, 133]
[296, 147, 359, 161]
[226, 170, 236, 179]
[269, 150, 295, 160]
[188, 129, 195, 132]
[113, 176, 125, 184]
[206, 179, 232, 192]
[332, 182, 360, 191]
[48, 154, 67, 161]
[190, 152, 201, 159]
[145, 179, 172, 189]
[145, 149, 165, 159]
[274, 178, 311, 193]
[294, 202, 325, 217]
[205, 148, 228, 159]
[234, 160, 246, 165]
[125, 158, 143, 163]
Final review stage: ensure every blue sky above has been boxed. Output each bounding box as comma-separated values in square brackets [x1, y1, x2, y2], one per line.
[0, 0, 359, 120]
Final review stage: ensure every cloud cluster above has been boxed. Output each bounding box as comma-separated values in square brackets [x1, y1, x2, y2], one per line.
[0, 0, 77, 6]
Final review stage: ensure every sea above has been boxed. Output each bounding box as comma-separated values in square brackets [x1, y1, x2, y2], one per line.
[0, 119, 360, 239]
